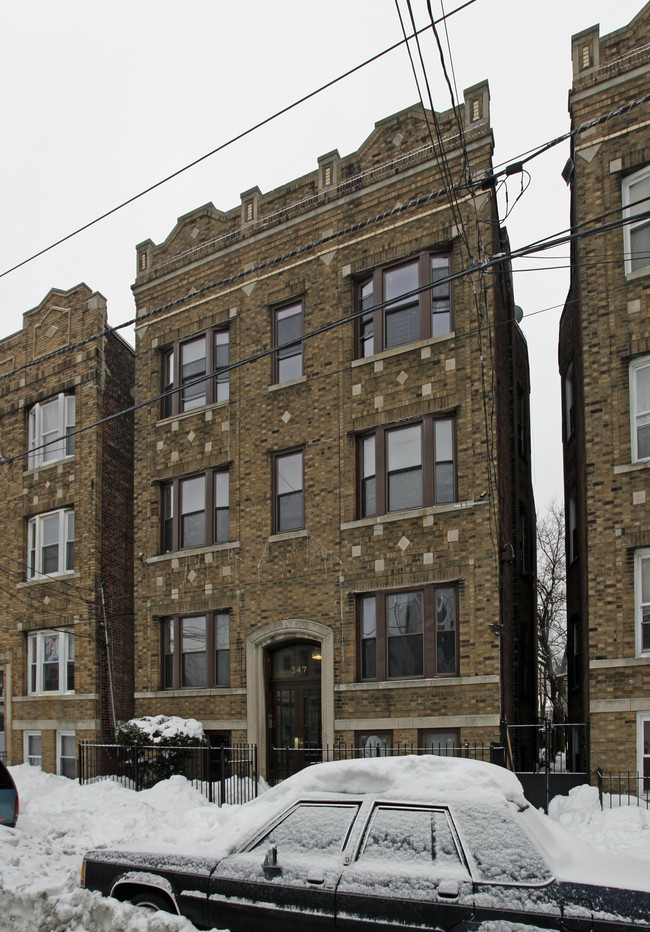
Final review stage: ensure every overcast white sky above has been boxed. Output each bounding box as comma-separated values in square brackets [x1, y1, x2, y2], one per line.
[0, 0, 644, 513]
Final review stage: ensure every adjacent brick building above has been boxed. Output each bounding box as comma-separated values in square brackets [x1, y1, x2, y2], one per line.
[560, 3, 650, 773]
[132, 89, 536, 780]
[0, 284, 134, 774]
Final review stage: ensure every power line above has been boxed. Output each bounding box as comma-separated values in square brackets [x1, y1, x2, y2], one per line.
[0, 0, 480, 284]
[2, 203, 647, 469]
[0, 94, 647, 393]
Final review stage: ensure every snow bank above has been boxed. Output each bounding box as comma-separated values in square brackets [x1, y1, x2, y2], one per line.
[119, 715, 206, 744]
[1, 759, 650, 932]
[0, 765, 232, 931]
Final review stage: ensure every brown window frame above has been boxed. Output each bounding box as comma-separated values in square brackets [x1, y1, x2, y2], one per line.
[161, 326, 230, 418]
[272, 448, 304, 534]
[162, 611, 230, 690]
[357, 584, 459, 682]
[418, 728, 460, 755]
[162, 467, 230, 554]
[273, 299, 304, 385]
[358, 415, 456, 519]
[356, 251, 452, 358]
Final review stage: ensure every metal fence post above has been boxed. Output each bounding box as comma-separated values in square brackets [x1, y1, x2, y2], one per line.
[133, 744, 139, 792]
[597, 767, 603, 810]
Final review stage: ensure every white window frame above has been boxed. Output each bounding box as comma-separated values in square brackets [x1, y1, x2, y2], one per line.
[28, 630, 75, 695]
[27, 508, 74, 579]
[623, 165, 650, 277]
[57, 731, 76, 778]
[637, 713, 650, 788]
[630, 357, 650, 463]
[24, 731, 42, 768]
[28, 393, 75, 469]
[635, 549, 650, 657]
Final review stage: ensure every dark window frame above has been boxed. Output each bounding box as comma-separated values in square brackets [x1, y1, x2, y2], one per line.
[358, 415, 456, 519]
[418, 727, 460, 755]
[357, 584, 459, 682]
[273, 447, 305, 534]
[355, 731, 393, 756]
[162, 610, 230, 690]
[161, 325, 230, 418]
[356, 251, 452, 358]
[162, 467, 230, 554]
[273, 299, 304, 384]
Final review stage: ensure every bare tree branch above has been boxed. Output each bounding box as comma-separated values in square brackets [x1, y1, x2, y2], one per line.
[537, 501, 567, 723]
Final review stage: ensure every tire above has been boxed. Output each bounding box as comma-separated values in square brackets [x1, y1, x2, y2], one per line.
[130, 889, 173, 914]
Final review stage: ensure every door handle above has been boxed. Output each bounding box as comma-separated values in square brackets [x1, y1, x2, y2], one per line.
[307, 874, 325, 884]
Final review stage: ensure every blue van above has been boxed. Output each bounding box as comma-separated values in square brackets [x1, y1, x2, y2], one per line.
[0, 760, 19, 828]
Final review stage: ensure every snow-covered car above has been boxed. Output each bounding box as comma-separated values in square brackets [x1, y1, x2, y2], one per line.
[0, 760, 19, 828]
[81, 756, 650, 931]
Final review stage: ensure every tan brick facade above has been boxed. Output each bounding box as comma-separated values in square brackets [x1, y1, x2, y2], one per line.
[560, 4, 650, 773]
[0, 284, 134, 773]
[132, 95, 536, 779]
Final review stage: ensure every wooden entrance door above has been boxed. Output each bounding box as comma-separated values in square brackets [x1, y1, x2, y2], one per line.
[268, 641, 322, 782]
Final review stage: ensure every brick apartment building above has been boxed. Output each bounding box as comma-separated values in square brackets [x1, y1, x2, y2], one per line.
[0, 284, 134, 774]
[560, 3, 650, 773]
[131, 87, 536, 781]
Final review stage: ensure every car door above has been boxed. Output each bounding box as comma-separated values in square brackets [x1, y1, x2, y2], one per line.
[335, 803, 474, 932]
[208, 800, 359, 932]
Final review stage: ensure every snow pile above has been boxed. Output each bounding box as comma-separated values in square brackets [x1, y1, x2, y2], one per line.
[0, 758, 649, 931]
[119, 715, 206, 744]
[0, 765, 232, 931]
[548, 783, 650, 863]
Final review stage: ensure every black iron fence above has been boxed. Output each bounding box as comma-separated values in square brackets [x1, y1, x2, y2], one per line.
[269, 742, 501, 785]
[596, 769, 650, 809]
[78, 743, 258, 806]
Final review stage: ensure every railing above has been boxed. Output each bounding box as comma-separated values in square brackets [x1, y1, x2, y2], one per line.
[269, 742, 501, 785]
[78, 743, 258, 806]
[596, 769, 650, 809]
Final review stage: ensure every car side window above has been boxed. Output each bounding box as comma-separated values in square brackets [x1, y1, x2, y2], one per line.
[252, 803, 359, 858]
[359, 805, 464, 871]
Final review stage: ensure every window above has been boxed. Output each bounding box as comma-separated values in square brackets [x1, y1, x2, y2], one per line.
[630, 357, 650, 462]
[251, 803, 359, 858]
[623, 166, 650, 275]
[28, 630, 74, 694]
[517, 384, 528, 457]
[358, 585, 458, 681]
[359, 417, 455, 518]
[564, 363, 575, 441]
[356, 732, 392, 756]
[274, 450, 304, 532]
[420, 729, 459, 756]
[28, 393, 75, 468]
[163, 469, 229, 553]
[567, 492, 577, 565]
[640, 716, 650, 792]
[161, 327, 230, 418]
[358, 805, 464, 871]
[162, 612, 230, 689]
[27, 508, 74, 579]
[274, 301, 303, 383]
[357, 253, 451, 357]
[58, 732, 75, 779]
[636, 550, 650, 655]
[25, 732, 42, 768]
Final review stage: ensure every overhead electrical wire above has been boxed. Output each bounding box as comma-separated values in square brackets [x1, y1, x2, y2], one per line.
[0, 0, 480, 284]
[2, 202, 648, 470]
[0, 93, 647, 393]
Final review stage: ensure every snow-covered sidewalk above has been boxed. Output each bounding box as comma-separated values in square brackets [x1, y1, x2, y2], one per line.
[0, 764, 649, 932]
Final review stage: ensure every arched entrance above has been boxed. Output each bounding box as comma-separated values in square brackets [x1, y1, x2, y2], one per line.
[267, 640, 322, 782]
[246, 619, 334, 782]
